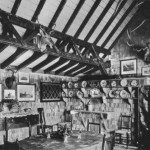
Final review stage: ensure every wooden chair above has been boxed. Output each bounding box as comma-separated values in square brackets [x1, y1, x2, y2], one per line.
[3, 135, 19, 150]
[102, 130, 115, 150]
[115, 114, 132, 148]
[37, 108, 53, 135]
[87, 119, 101, 134]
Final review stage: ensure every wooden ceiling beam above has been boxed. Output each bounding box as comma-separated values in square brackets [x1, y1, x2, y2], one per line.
[44, 58, 68, 73]
[108, 11, 138, 51]
[32, 55, 57, 72]
[64, 64, 85, 76]
[101, 0, 138, 48]
[94, 0, 127, 45]
[62, 0, 85, 33]
[84, 0, 114, 42]
[11, 0, 22, 15]
[73, 65, 92, 76]
[74, 0, 101, 38]
[48, 0, 67, 29]
[0, 48, 24, 69]
[55, 61, 77, 75]
[0, 9, 109, 55]
[0, 35, 99, 66]
[17, 51, 42, 70]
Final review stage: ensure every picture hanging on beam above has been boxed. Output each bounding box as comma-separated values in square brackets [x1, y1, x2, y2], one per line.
[19, 72, 30, 83]
[17, 84, 35, 102]
[120, 59, 137, 75]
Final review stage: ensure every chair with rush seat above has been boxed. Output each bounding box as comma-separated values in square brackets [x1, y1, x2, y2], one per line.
[115, 114, 132, 148]
[87, 119, 101, 134]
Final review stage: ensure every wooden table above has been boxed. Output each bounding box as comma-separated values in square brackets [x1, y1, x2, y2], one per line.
[19, 131, 104, 150]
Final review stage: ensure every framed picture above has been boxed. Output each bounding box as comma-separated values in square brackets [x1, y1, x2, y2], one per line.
[19, 72, 29, 83]
[17, 84, 35, 102]
[4, 89, 16, 99]
[120, 59, 137, 75]
[40, 82, 62, 102]
[142, 66, 150, 76]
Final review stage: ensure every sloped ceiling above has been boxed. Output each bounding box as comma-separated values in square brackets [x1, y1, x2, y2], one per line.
[0, 0, 141, 77]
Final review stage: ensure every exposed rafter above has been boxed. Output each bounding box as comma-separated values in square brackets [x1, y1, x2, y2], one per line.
[55, 61, 77, 75]
[62, 0, 85, 33]
[44, 58, 68, 73]
[108, 10, 138, 51]
[84, 0, 114, 42]
[0, 35, 100, 66]
[32, 55, 57, 72]
[94, 0, 127, 45]
[17, 52, 42, 70]
[74, 0, 101, 38]
[0, 9, 109, 55]
[48, 0, 67, 29]
[11, 0, 22, 15]
[101, 0, 138, 48]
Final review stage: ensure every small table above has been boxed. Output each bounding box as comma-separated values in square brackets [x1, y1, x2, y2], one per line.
[19, 131, 103, 150]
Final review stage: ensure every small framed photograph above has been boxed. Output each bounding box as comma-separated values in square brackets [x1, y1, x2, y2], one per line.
[19, 72, 29, 83]
[17, 84, 35, 102]
[120, 59, 137, 75]
[142, 66, 150, 76]
[4, 89, 16, 99]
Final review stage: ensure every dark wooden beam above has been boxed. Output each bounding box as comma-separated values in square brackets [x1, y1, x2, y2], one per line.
[84, 67, 99, 75]
[73, 65, 92, 76]
[101, 0, 137, 48]
[0, 35, 99, 66]
[44, 58, 68, 73]
[0, 9, 109, 55]
[55, 61, 77, 75]
[57, 40, 69, 52]
[84, 0, 114, 42]
[23, 0, 46, 39]
[74, 0, 101, 38]
[0, 48, 24, 69]
[32, 0, 46, 22]
[62, 0, 85, 33]
[11, 0, 22, 15]
[64, 64, 85, 76]
[0, 44, 8, 53]
[1, 0, 46, 69]
[108, 10, 138, 51]
[48, 0, 67, 29]
[94, 0, 127, 45]
[0, 13, 23, 45]
[32, 55, 57, 72]
[17, 52, 42, 70]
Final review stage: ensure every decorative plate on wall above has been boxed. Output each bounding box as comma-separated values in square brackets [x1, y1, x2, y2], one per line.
[120, 79, 128, 87]
[81, 81, 87, 88]
[111, 81, 117, 87]
[100, 80, 107, 87]
[130, 80, 138, 87]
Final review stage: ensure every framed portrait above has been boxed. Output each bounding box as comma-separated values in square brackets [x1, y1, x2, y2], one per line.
[120, 59, 137, 75]
[17, 84, 35, 102]
[142, 66, 150, 76]
[4, 89, 16, 99]
[19, 72, 29, 83]
[40, 82, 62, 102]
